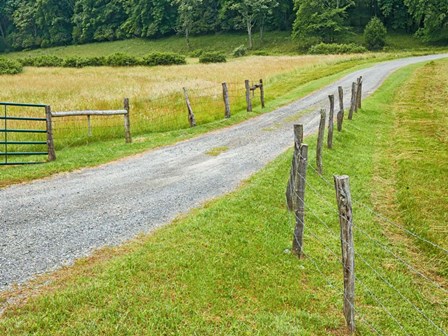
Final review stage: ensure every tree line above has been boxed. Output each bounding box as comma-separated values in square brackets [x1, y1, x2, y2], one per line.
[0, 0, 446, 52]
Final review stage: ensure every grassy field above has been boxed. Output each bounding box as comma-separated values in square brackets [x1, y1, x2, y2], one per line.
[1, 59, 446, 335]
[0, 52, 400, 186]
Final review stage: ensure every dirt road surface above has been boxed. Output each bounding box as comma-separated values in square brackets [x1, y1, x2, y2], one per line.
[1, 54, 447, 291]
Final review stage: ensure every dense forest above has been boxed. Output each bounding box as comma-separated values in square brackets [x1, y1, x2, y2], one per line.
[0, 0, 446, 52]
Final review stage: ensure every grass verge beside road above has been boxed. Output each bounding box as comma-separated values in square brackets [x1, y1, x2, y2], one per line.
[1, 60, 446, 335]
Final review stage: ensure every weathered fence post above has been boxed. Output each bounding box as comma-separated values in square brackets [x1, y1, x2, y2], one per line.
[183, 88, 196, 127]
[349, 82, 356, 120]
[356, 76, 363, 110]
[87, 115, 92, 137]
[259, 79, 265, 108]
[337, 86, 344, 132]
[328, 95, 335, 149]
[123, 98, 132, 143]
[316, 109, 326, 175]
[334, 175, 356, 334]
[292, 144, 308, 258]
[222, 82, 231, 119]
[45, 105, 56, 161]
[245, 80, 252, 112]
[286, 124, 304, 210]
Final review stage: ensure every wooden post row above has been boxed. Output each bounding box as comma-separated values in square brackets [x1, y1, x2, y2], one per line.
[334, 175, 356, 334]
[45, 105, 56, 162]
[183, 88, 196, 127]
[328, 95, 335, 149]
[337, 86, 344, 132]
[124, 98, 132, 143]
[222, 82, 231, 119]
[286, 124, 303, 211]
[245, 80, 252, 112]
[316, 109, 326, 175]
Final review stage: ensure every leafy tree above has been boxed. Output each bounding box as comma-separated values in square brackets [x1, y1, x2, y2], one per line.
[123, 0, 176, 38]
[225, 0, 278, 49]
[404, 0, 448, 42]
[172, 0, 202, 48]
[364, 16, 387, 50]
[293, 0, 354, 45]
[35, 0, 74, 47]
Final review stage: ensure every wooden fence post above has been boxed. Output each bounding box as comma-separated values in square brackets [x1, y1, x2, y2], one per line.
[183, 87, 196, 127]
[292, 144, 308, 258]
[356, 76, 363, 109]
[245, 80, 252, 112]
[87, 115, 92, 137]
[45, 105, 56, 162]
[316, 109, 326, 175]
[222, 82, 231, 119]
[349, 82, 356, 120]
[259, 79, 265, 108]
[124, 98, 132, 143]
[286, 124, 304, 211]
[334, 175, 356, 334]
[337, 86, 344, 132]
[328, 95, 335, 149]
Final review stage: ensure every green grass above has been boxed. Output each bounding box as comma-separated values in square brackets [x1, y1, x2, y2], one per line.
[0, 53, 399, 188]
[1, 60, 446, 335]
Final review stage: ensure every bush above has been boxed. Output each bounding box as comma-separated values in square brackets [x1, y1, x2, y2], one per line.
[142, 52, 186, 66]
[364, 17, 387, 51]
[62, 57, 86, 68]
[0, 58, 23, 75]
[106, 53, 140, 67]
[308, 43, 367, 55]
[233, 45, 247, 57]
[199, 52, 227, 64]
[19, 55, 64, 67]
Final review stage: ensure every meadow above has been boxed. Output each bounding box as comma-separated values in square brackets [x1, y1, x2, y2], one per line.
[1, 59, 446, 335]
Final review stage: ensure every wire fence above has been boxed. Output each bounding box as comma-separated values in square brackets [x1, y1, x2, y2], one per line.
[285, 79, 447, 334]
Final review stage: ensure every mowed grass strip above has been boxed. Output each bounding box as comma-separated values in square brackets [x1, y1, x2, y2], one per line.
[1, 60, 447, 335]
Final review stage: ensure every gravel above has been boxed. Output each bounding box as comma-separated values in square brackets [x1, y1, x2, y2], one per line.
[1, 54, 447, 291]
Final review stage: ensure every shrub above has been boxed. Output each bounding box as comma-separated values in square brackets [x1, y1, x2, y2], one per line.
[252, 50, 269, 56]
[82, 56, 107, 67]
[63, 57, 85, 68]
[0, 58, 23, 75]
[106, 53, 140, 67]
[142, 52, 186, 66]
[199, 52, 227, 64]
[308, 43, 367, 55]
[20, 55, 64, 67]
[233, 45, 247, 57]
[364, 17, 387, 51]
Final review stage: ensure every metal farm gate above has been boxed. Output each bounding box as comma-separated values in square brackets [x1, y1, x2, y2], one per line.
[0, 102, 56, 165]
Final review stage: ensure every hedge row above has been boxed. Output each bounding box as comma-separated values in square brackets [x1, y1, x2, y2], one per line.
[17, 52, 187, 68]
[0, 58, 23, 74]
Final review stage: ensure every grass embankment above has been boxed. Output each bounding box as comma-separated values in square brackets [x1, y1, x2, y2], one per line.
[0, 53, 393, 187]
[1, 60, 446, 335]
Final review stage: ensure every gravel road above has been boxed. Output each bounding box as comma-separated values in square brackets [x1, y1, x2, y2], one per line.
[1, 54, 447, 291]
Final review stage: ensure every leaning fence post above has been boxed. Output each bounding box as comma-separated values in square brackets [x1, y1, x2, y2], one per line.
[259, 79, 265, 108]
[349, 82, 356, 120]
[286, 124, 304, 211]
[123, 98, 132, 143]
[356, 76, 363, 110]
[245, 80, 252, 112]
[183, 87, 196, 127]
[45, 105, 56, 161]
[222, 82, 231, 118]
[316, 109, 326, 175]
[292, 144, 308, 258]
[334, 175, 356, 334]
[328, 95, 335, 149]
[337, 86, 344, 132]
